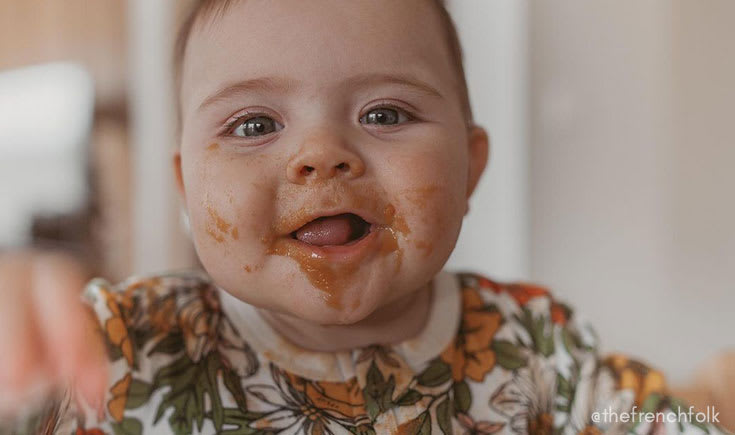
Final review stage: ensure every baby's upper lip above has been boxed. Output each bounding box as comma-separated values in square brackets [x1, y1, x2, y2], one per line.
[275, 206, 381, 237]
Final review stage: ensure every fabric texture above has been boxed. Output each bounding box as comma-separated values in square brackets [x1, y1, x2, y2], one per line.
[3, 271, 726, 435]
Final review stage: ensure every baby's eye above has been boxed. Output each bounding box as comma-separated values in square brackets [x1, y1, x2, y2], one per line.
[228, 115, 283, 138]
[360, 107, 411, 126]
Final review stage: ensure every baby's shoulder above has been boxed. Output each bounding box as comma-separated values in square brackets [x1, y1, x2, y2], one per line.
[448, 272, 725, 435]
[83, 269, 215, 304]
[454, 270, 577, 328]
[81, 270, 222, 370]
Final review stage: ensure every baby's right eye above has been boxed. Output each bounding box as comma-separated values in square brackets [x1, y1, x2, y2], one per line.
[227, 115, 283, 138]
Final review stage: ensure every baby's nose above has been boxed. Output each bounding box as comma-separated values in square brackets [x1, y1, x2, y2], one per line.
[286, 141, 365, 184]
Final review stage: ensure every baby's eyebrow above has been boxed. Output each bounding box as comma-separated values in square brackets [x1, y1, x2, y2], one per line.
[197, 73, 443, 112]
[198, 76, 298, 112]
[345, 73, 444, 100]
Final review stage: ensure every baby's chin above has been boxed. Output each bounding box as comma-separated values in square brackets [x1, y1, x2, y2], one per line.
[276, 271, 396, 325]
[266, 255, 444, 326]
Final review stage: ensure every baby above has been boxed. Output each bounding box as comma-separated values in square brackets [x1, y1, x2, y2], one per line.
[0, 0, 726, 434]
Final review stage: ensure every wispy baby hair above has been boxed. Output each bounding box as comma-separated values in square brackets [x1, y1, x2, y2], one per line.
[173, 0, 473, 125]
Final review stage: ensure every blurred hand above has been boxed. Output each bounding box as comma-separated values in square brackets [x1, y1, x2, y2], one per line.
[0, 250, 108, 419]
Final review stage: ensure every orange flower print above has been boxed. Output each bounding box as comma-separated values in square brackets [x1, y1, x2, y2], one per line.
[550, 302, 570, 326]
[75, 429, 106, 435]
[100, 289, 134, 366]
[527, 412, 553, 435]
[475, 276, 505, 293]
[441, 288, 502, 382]
[603, 354, 667, 406]
[107, 373, 132, 422]
[490, 358, 557, 434]
[505, 282, 549, 306]
[456, 413, 505, 434]
[246, 366, 357, 433]
[178, 287, 221, 362]
[293, 375, 367, 421]
[148, 294, 177, 335]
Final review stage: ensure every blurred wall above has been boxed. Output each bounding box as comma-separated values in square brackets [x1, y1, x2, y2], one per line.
[530, 0, 735, 383]
[127, 0, 193, 275]
[445, 0, 530, 281]
[0, 0, 132, 278]
[0, 0, 127, 105]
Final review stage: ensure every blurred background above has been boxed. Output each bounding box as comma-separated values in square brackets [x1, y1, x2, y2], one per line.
[0, 0, 733, 420]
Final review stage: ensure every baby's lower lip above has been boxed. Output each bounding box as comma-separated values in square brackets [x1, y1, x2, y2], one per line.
[291, 213, 372, 246]
[278, 226, 381, 261]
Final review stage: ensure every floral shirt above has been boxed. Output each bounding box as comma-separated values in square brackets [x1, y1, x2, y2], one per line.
[2, 271, 726, 435]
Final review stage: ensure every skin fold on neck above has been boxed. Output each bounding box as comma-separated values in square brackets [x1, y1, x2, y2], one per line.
[256, 283, 434, 353]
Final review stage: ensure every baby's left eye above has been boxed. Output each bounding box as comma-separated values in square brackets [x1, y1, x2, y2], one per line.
[227, 115, 283, 138]
[360, 107, 411, 126]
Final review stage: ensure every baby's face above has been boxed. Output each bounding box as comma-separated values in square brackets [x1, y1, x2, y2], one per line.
[176, 0, 487, 324]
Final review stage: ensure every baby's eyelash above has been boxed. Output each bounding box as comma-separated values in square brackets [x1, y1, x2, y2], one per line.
[364, 103, 418, 120]
[221, 112, 265, 136]
[217, 102, 420, 137]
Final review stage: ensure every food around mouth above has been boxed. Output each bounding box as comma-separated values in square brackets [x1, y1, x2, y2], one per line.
[265, 204, 407, 310]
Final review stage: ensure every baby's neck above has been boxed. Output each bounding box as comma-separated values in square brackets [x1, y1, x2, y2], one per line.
[257, 284, 433, 352]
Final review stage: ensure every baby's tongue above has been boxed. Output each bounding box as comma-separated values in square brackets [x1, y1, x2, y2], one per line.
[295, 214, 356, 246]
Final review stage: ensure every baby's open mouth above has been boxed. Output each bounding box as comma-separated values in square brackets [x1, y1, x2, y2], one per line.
[291, 213, 372, 246]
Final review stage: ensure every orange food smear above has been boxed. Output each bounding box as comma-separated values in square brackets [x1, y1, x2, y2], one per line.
[206, 228, 225, 243]
[267, 241, 361, 309]
[268, 212, 406, 310]
[242, 264, 264, 273]
[383, 204, 396, 222]
[208, 206, 231, 233]
[206, 205, 238, 243]
[266, 186, 421, 310]
[377, 226, 403, 272]
[206, 143, 220, 151]
[404, 185, 440, 208]
[391, 213, 410, 235]
[414, 240, 433, 257]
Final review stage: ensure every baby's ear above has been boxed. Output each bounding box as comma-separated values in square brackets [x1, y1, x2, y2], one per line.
[465, 125, 489, 204]
[172, 151, 186, 198]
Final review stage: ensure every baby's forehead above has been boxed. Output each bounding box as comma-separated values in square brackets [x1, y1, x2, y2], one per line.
[179, 0, 461, 117]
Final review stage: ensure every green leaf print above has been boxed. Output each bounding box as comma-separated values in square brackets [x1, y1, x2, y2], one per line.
[148, 332, 185, 356]
[124, 379, 153, 409]
[395, 389, 423, 406]
[554, 373, 574, 413]
[436, 398, 453, 435]
[517, 307, 555, 357]
[416, 359, 451, 387]
[223, 367, 248, 410]
[364, 361, 397, 421]
[151, 352, 244, 434]
[418, 411, 432, 435]
[640, 392, 663, 413]
[219, 408, 271, 435]
[207, 352, 226, 430]
[491, 340, 527, 370]
[452, 381, 471, 414]
[111, 417, 143, 435]
[349, 425, 377, 435]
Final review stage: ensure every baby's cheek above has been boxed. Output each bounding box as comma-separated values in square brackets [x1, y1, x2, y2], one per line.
[386, 150, 467, 265]
[185, 156, 277, 266]
[405, 187, 463, 259]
